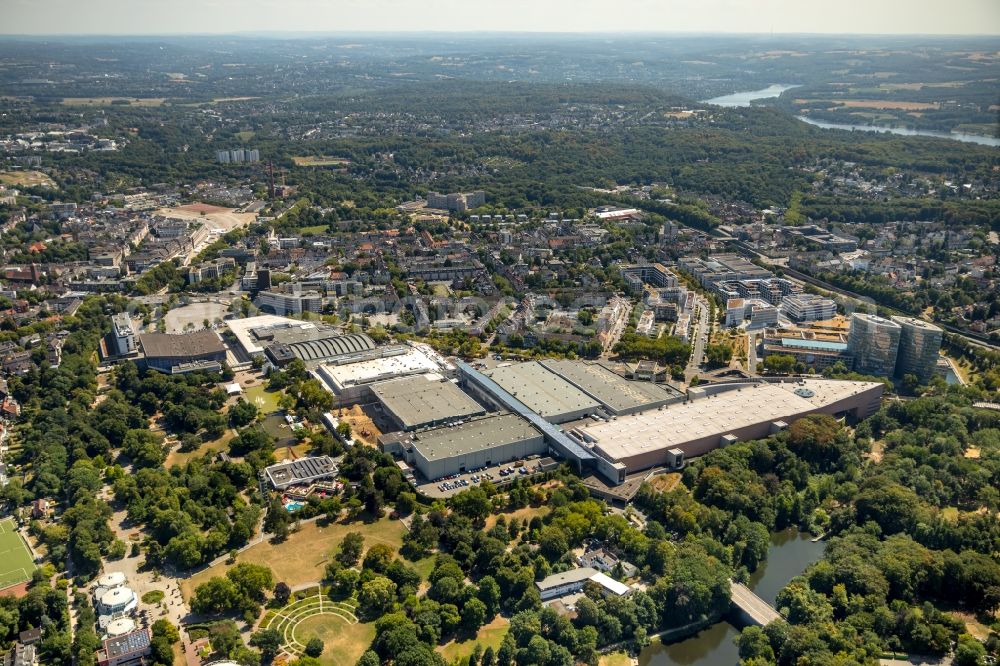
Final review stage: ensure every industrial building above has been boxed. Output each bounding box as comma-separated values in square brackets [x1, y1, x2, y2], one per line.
[315, 343, 455, 404]
[891, 316, 943, 382]
[538, 359, 684, 416]
[226, 315, 306, 359]
[484, 362, 600, 423]
[848, 313, 901, 376]
[138, 330, 226, 374]
[371, 374, 486, 431]
[391, 413, 545, 480]
[367, 357, 885, 490]
[265, 332, 377, 368]
[570, 379, 883, 476]
[264, 456, 339, 490]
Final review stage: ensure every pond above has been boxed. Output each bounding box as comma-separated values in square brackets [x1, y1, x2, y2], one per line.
[639, 528, 825, 666]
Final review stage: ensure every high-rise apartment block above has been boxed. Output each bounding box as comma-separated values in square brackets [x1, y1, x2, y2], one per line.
[217, 148, 260, 164]
[426, 190, 485, 212]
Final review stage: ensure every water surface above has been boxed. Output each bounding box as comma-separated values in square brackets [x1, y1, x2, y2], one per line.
[639, 528, 824, 666]
[797, 116, 1000, 147]
[702, 85, 799, 107]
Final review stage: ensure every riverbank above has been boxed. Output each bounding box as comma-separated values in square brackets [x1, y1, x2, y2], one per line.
[796, 116, 1000, 147]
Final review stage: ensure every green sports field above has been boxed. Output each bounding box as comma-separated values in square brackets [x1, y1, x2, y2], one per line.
[0, 519, 35, 589]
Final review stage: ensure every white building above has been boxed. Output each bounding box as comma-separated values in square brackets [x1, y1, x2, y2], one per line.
[535, 567, 631, 600]
[782, 294, 837, 323]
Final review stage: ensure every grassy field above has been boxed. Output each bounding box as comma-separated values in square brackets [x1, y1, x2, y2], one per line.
[0, 519, 35, 589]
[165, 430, 235, 468]
[0, 170, 56, 188]
[296, 614, 375, 666]
[437, 617, 509, 663]
[599, 652, 634, 666]
[180, 517, 407, 600]
[299, 225, 330, 235]
[291, 156, 351, 167]
[484, 505, 550, 530]
[61, 97, 166, 106]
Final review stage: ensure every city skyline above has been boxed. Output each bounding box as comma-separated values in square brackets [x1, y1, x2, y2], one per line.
[3, 0, 999, 36]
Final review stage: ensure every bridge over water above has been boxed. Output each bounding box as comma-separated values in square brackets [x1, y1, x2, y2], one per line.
[730, 581, 782, 626]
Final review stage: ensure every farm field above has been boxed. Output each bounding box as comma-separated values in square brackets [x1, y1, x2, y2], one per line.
[0, 519, 35, 590]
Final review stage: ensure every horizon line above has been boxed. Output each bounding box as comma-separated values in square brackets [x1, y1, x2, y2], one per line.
[1, 29, 999, 38]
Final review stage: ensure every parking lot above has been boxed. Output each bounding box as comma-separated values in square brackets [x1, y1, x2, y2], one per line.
[416, 455, 552, 499]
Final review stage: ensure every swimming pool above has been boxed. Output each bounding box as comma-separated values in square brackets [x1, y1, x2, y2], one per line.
[284, 501, 304, 513]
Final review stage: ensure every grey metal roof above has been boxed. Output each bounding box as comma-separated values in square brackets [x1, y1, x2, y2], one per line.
[456, 360, 595, 463]
[284, 333, 376, 362]
[372, 375, 485, 429]
[540, 359, 681, 414]
[139, 330, 225, 359]
[411, 413, 541, 461]
[485, 362, 599, 420]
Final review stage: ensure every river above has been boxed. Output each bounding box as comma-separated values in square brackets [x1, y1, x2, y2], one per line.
[638, 528, 825, 666]
[701, 85, 799, 107]
[796, 116, 1000, 147]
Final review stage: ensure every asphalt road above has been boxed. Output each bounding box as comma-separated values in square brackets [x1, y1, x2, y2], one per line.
[686, 297, 710, 374]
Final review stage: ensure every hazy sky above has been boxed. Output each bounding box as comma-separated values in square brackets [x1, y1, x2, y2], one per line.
[4, 0, 1000, 35]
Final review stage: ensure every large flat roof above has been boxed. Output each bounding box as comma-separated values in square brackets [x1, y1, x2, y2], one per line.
[372, 374, 485, 430]
[139, 330, 225, 359]
[580, 379, 881, 462]
[264, 455, 338, 488]
[226, 315, 304, 355]
[411, 413, 541, 461]
[540, 359, 682, 414]
[319, 346, 444, 390]
[485, 362, 600, 421]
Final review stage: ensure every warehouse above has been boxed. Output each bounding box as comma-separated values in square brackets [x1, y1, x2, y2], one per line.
[371, 374, 486, 431]
[315, 343, 456, 404]
[573, 379, 883, 475]
[402, 413, 544, 480]
[138, 330, 226, 374]
[484, 362, 600, 423]
[539, 359, 684, 415]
